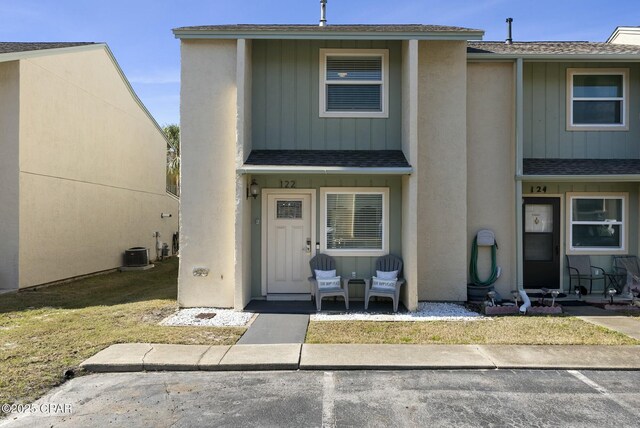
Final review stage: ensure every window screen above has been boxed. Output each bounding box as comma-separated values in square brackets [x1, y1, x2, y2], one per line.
[326, 84, 381, 111]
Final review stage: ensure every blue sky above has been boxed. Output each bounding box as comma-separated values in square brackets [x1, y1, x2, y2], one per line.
[0, 0, 637, 125]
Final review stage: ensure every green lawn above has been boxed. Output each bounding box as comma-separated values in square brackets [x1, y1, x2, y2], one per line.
[0, 258, 244, 405]
[306, 316, 640, 345]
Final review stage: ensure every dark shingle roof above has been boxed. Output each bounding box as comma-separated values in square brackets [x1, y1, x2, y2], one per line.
[0, 42, 96, 54]
[468, 41, 640, 55]
[245, 150, 410, 168]
[524, 158, 640, 175]
[175, 24, 482, 33]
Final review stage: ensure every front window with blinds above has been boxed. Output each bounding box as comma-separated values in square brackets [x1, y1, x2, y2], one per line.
[567, 68, 628, 130]
[320, 188, 389, 256]
[319, 49, 389, 118]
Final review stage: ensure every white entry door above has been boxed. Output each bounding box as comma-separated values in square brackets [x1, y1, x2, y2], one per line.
[266, 193, 312, 294]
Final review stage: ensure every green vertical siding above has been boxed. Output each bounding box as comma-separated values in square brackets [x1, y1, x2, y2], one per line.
[523, 181, 639, 293]
[523, 62, 640, 159]
[252, 40, 402, 150]
[250, 175, 403, 298]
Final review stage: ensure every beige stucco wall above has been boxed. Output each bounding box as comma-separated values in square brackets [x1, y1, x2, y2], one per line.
[0, 61, 20, 290]
[466, 62, 516, 298]
[400, 40, 419, 310]
[179, 40, 238, 308]
[16, 47, 178, 288]
[417, 41, 468, 301]
[234, 39, 253, 309]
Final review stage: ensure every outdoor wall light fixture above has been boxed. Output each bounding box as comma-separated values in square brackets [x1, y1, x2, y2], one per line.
[247, 179, 260, 199]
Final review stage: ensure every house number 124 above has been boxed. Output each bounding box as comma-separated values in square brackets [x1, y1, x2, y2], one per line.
[280, 180, 296, 188]
[530, 186, 547, 193]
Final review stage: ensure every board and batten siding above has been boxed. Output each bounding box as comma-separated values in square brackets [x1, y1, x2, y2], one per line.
[250, 175, 403, 298]
[523, 181, 639, 292]
[523, 62, 640, 159]
[252, 40, 402, 150]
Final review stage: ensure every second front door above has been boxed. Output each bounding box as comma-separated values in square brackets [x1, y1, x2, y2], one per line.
[523, 197, 561, 289]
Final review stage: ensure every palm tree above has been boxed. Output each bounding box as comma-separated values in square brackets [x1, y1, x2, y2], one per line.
[163, 124, 180, 196]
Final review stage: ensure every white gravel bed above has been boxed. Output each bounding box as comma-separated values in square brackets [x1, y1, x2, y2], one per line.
[311, 302, 487, 321]
[160, 308, 254, 327]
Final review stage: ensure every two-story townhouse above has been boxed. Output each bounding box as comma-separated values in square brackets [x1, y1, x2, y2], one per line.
[174, 25, 487, 310]
[174, 23, 640, 310]
[468, 40, 640, 297]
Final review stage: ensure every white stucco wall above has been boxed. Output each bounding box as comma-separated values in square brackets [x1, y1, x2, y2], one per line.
[0, 61, 20, 290]
[16, 47, 178, 288]
[466, 62, 516, 298]
[608, 27, 640, 45]
[179, 40, 238, 308]
[417, 41, 468, 301]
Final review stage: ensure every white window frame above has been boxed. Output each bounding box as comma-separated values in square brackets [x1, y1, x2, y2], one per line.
[566, 68, 629, 131]
[319, 49, 389, 118]
[320, 187, 389, 257]
[566, 192, 628, 255]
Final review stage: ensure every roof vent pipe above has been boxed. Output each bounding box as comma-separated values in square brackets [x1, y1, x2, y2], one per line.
[505, 17, 513, 44]
[319, 0, 327, 27]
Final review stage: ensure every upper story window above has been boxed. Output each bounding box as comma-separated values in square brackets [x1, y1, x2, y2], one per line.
[567, 193, 627, 254]
[567, 68, 629, 131]
[319, 49, 389, 118]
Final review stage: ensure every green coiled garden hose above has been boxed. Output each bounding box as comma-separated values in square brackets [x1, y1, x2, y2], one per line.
[469, 236, 499, 286]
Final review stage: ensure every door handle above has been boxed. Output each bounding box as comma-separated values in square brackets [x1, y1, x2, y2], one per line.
[555, 245, 559, 255]
[305, 238, 311, 254]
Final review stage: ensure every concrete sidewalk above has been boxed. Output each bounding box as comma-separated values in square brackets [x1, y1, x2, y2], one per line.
[80, 343, 640, 372]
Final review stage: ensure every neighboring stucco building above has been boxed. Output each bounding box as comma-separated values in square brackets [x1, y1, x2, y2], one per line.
[174, 24, 640, 310]
[0, 42, 178, 291]
[608, 26, 640, 45]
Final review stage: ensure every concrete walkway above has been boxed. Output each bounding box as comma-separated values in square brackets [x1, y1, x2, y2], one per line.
[563, 305, 640, 340]
[237, 314, 309, 344]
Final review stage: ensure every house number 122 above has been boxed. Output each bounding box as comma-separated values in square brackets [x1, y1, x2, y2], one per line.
[280, 180, 296, 188]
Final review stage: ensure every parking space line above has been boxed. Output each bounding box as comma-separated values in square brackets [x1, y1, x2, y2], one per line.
[568, 370, 638, 415]
[322, 371, 336, 428]
[567, 370, 609, 395]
